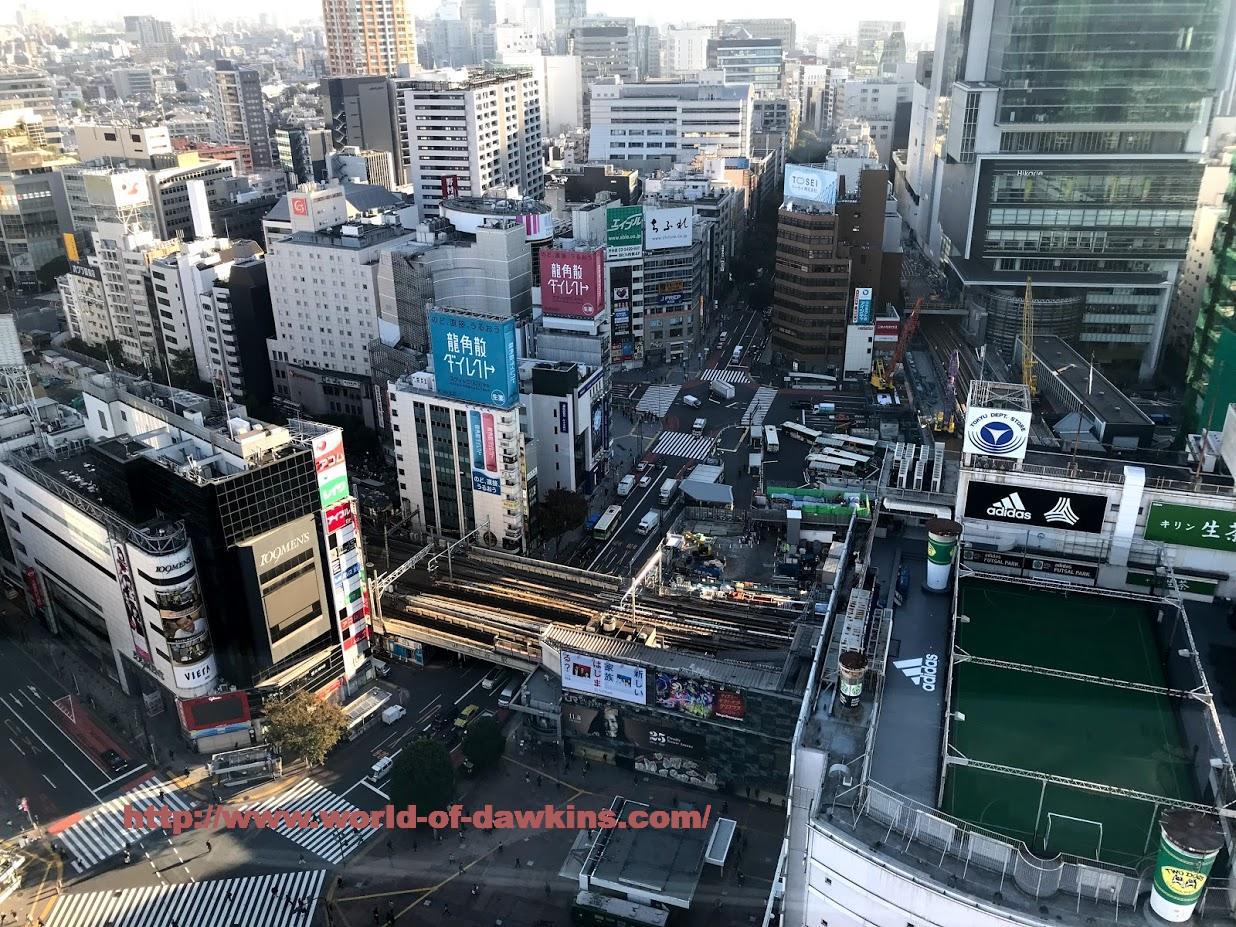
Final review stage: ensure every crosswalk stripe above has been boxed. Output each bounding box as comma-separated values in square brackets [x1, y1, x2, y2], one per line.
[243, 777, 379, 864]
[702, 368, 752, 385]
[44, 868, 325, 927]
[636, 385, 681, 415]
[56, 777, 193, 873]
[651, 432, 717, 461]
[741, 387, 778, 426]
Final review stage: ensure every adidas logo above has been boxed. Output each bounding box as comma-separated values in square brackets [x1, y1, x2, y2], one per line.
[1043, 496, 1080, 526]
[893, 654, 938, 692]
[987, 492, 1031, 520]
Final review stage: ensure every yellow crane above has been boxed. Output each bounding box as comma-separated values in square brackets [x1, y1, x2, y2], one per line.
[1021, 276, 1037, 396]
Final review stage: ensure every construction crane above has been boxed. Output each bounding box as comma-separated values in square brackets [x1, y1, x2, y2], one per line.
[1021, 276, 1037, 396]
[871, 297, 923, 391]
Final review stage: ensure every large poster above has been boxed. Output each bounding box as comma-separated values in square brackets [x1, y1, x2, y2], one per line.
[469, 410, 501, 496]
[606, 205, 643, 261]
[655, 672, 746, 721]
[643, 207, 693, 251]
[962, 407, 1033, 460]
[1144, 502, 1236, 552]
[111, 541, 151, 663]
[609, 264, 632, 335]
[962, 480, 1109, 533]
[559, 705, 706, 757]
[540, 248, 604, 318]
[560, 651, 647, 705]
[429, 310, 519, 408]
[312, 428, 350, 508]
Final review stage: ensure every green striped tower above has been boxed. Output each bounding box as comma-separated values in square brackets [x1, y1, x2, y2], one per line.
[1149, 808, 1223, 923]
[925, 519, 962, 592]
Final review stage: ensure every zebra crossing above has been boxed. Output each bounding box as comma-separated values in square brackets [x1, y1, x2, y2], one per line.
[242, 777, 379, 864]
[651, 431, 717, 461]
[53, 777, 192, 873]
[636, 385, 681, 416]
[44, 869, 325, 927]
[702, 368, 752, 385]
[741, 387, 778, 427]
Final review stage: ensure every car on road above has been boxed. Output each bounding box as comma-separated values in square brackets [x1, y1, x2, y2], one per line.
[101, 749, 129, 774]
[635, 460, 649, 472]
[454, 704, 481, 730]
[480, 665, 505, 690]
[638, 474, 653, 488]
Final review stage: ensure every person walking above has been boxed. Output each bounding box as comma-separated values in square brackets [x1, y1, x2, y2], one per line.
[205, 841, 212, 854]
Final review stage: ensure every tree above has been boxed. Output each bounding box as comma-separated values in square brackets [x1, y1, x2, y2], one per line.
[263, 691, 348, 766]
[167, 348, 210, 393]
[462, 716, 506, 772]
[539, 488, 588, 552]
[391, 738, 455, 812]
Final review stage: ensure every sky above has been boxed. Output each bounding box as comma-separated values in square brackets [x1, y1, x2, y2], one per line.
[25, 0, 940, 45]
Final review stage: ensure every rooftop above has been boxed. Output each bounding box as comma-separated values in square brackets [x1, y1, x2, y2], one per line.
[264, 182, 404, 222]
[584, 798, 711, 907]
[1031, 335, 1155, 428]
[441, 195, 552, 216]
[281, 221, 412, 251]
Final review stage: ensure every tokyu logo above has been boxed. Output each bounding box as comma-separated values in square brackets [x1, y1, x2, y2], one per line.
[988, 492, 1032, 520]
[894, 654, 938, 691]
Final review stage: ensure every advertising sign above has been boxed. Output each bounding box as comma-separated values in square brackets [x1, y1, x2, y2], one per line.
[290, 194, 309, 216]
[558, 401, 569, 436]
[440, 175, 460, 200]
[874, 319, 900, 343]
[852, 287, 873, 325]
[961, 546, 1099, 582]
[429, 310, 519, 408]
[111, 541, 151, 663]
[1144, 502, 1236, 552]
[609, 264, 632, 334]
[962, 407, 1033, 460]
[1125, 569, 1219, 598]
[784, 165, 839, 207]
[325, 500, 353, 535]
[559, 705, 706, 757]
[469, 410, 502, 496]
[540, 248, 604, 318]
[655, 673, 746, 721]
[963, 480, 1109, 533]
[23, 567, 43, 610]
[643, 207, 693, 251]
[311, 429, 350, 508]
[606, 205, 643, 261]
[560, 651, 647, 705]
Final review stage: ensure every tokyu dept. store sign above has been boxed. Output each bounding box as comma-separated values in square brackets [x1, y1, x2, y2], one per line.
[1144, 501, 1236, 552]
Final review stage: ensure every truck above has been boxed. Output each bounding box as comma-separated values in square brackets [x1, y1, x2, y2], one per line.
[692, 418, 706, 437]
[710, 380, 735, 401]
[381, 705, 406, 725]
[812, 402, 836, 414]
[617, 474, 636, 497]
[658, 479, 679, 505]
[637, 511, 660, 535]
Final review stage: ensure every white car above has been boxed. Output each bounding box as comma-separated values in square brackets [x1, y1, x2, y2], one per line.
[638, 474, 653, 488]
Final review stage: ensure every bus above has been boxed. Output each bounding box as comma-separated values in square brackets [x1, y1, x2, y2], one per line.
[783, 371, 837, 389]
[749, 424, 763, 452]
[780, 421, 822, 444]
[593, 505, 623, 541]
[764, 425, 780, 454]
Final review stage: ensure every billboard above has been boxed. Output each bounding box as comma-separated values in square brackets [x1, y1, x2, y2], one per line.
[874, 319, 900, 343]
[784, 165, 839, 207]
[962, 407, 1033, 460]
[560, 651, 647, 705]
[178, 691, 251, 732]
[655, 673, 746, 721]
[644, 207, 693, 251]
[540, 248, 604, 318]
[606, 205, 643, 261]
[852, 287, 873, 325]
[609, 264, 632, 333]
[429, 310, 519, 408]
[469, 410, 502, 496]
[961, 546, 1099, 582]
[311, 429, 350, 508]
[559, 705, 706, 757]
[1144, 502, 1236, 552]
[962, 480, 1109, 534]
[324, 500, 353, 535]
[86, 170, 147, 209]
[111, 541, 151, 663]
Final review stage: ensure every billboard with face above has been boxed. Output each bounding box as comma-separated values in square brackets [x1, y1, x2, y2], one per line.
[655, 673, 746, 721]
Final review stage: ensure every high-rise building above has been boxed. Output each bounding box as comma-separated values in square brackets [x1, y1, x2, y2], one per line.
[0, 109, 74, 291]
[917, 0, 1224, 381]
[856, 19, 904, 74]
[322, 0, 418, 77]
[716, 18, 797, 53]
[662, 26, 711, 77]
[148, 157, 239, 241]
[275, 126, 331, 186]
[212, 60, 274, 171]
[706, 36, 785, 94]
[123, 14, 176, 53]
[571, 18, 638, 84]
[322, 77, 402, 186]
[1186, 153, 1236, 430]
[588, 81, 753, 162]
[392, 68, 544, 222]
[0, 66, 60, 148]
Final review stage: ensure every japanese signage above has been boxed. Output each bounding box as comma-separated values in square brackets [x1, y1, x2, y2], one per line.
[1144, 502, 1236, 552]
[963, 480, 1108, 534]
[1125, 569, 1219, 598]
[784, 165, 839, 207]
[961, 546, 1099, 582]
[609, 264, 632, 335]
[312, 428, 350, 508]
[440, 175, 460, 199]
[539, 248, 604, 318]
[69, 262, 101, 281]
[111, 541, 152, 663]
[23, 567, 43, 610]
[325, 500, 353, 535]
[963, 407, 1033, 460]
[559, 401, 569, 436]
[560, 650, 647, 705]
[874, 319, 900, 343]
[655, 673, 745, 721]
[429, 310, 519, 408]
[643, 207, 693, 251]
[606, 205, 644, 261]
[469, 410, 502, 496]
[852, 287, 873, 325]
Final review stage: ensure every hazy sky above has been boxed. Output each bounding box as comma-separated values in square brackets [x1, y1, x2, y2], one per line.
[26, 0, 940, 44]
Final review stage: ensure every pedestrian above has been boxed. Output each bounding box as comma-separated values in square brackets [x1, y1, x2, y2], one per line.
[269, 887, 279, 898]
[448, 852, 455, 865]
[412, 839, 417, 852]
[225, 891, 233, 902]
[205, 840, 212, 853]
[515, 856, 521, 868]
[443, 904, 450, 918]
[373, 907, 381, 925]
[544, 882, 551, 898]
[298, 853, 305, 866]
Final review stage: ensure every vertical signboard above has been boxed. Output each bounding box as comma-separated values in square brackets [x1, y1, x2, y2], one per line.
[428, 310, 519, 408]
[111, 541, 152, 664]
[312, 428, 350, 508]
[469, 410, 502, 495]
[852, 287, 873, 324]
[539, 248, 605, 318]
[559, 401, 570, 436]
[605, 205, 644, 261]
[323, 496, 369, 680]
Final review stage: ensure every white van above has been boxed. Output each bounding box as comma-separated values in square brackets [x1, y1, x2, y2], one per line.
[658, 479, 679, 505]
[637, 511, 660, 535]
[371, 658, 391, 678]
[617, 474, 636, 497]
[369, 756, 394, 782]
[498, 679, 519, 708]
[692, 418, 706, 437]
[481, 665, 505, 690]
[381, 705, 406, 725]
[682, 395, 702, 409]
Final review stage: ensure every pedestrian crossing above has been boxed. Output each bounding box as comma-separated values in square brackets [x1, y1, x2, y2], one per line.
[636, 385, 681, 416]
[741, 387, 778, 427]
[651, 432, 717, 461]
[53, 777, 192, 873]
[242, 777, 379, 864]
[702, 368, 752, 385]
[44, 869, 325, 927]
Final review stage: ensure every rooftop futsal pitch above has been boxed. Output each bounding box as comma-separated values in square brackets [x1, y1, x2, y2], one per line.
[941, 576, 1203, 868]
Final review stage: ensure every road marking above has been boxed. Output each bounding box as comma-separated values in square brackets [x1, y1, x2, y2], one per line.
[242, 777, 380, 864]
[9, 737, 24, 755]
[41, 774, 55, 789]
[53, 776, 190, 872]
[99, 765, 150, 790]
[357, 779, 389, 800]
[0, 694, 98, 799]
[454, 677, 485, 706]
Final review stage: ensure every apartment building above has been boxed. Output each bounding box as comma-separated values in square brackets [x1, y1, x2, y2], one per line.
[588, 80, 752, 163]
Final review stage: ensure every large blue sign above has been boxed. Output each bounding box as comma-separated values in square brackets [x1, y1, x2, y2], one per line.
[429, 310, 518, 408]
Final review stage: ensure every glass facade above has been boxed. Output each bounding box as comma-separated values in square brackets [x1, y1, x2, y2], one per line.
[1186, 161, 1236, 430]
[988, 0, 1225, 126]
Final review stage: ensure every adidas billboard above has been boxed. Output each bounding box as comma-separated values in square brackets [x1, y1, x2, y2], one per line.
[963, 480, 1109, 534]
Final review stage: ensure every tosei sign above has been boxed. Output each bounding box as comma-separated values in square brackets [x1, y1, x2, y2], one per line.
[963, 480, 1109, 534]
[1144, 502, 1236, 552]
[784, 165, 839, 207]
[539, 248, 604, 318]
[962, 407, 1032, 460]
[429, 310, 519, 408]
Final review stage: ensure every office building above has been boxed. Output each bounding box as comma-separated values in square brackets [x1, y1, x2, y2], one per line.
[212, 60, 274, 172]
[322, 77, 401, 186]
[275, 126, 331, 186]
[0, 110, 74, 292]
[327, 147, 396, 189]
[123, 14, 176, 58]
[662, 27, 711, 77]
[856, 19, 904, 74]
[110, 69, 155, 101]
[392, 68, 544, 222]
[73, 123, 174, 167]
[706, 36, 785, 94]
[148, 157, 238, 242]
[571, 18, 638, 84]
[523, 361, 607, 497]
[588, 81, 753, 162]
[918, 0, 1222, 381]
[322, 0, 418, 77]
[0, 66, 59, 148]
[716, 18, 796, 53]
[1186, 153, 1236, 431]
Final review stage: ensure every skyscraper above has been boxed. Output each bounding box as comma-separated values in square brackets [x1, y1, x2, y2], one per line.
[212, 60, 274, 171]
[322, 0, 418, 77]
[913, 0, 1226, 381]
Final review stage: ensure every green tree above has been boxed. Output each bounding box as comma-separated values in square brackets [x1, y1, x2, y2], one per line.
[539, 488, 588, 552]
[462, 716, 506, 772]
[167, 348, 209, 392]
[263, 691, 348, 766]
[391, 738, 455, 811]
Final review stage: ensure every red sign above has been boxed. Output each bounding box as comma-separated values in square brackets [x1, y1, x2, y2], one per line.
[539, 248, 605, 318]
[440, 175, 460, 199]
[290, 195, 308, 216]
[325, 501, 353, 534]
[313, 432, 344, 473]
[714, 689, 746, 721]
[178, 691, 251, 731]
[874, 320, 900, 342]
[23, 568, 42, 610]
[482, 412, 497, 471]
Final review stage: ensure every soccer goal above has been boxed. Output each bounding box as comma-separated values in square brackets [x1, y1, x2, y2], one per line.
[1044, 812, 1103, 861]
